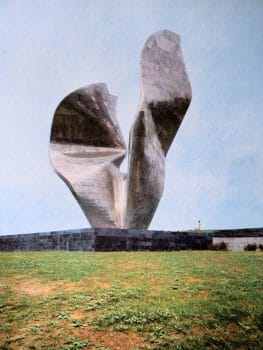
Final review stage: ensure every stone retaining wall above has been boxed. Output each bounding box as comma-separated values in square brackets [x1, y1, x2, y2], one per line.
[0, 228, 211, 252]
[0, 227, 262, 252]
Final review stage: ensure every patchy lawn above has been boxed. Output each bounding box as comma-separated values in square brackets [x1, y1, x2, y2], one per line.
[0, 251, 262, 349]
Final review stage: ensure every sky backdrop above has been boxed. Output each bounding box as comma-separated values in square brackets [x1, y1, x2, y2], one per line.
[0, 0, 262, 234]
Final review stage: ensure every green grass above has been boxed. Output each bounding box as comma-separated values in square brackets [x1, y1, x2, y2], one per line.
[0, 251, 262, 349]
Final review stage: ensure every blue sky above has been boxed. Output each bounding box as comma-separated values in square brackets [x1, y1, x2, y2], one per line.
[0, 0, 262, 234]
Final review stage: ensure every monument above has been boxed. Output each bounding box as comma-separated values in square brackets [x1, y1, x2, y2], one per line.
[1, 30, 261, 252]
[49, 30, 192, 229]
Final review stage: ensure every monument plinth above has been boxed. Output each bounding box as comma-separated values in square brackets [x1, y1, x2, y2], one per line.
[0, 228, 212, 252]
[1, 228, 262, 252]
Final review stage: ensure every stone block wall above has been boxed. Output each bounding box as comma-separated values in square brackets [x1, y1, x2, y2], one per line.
[0, 228, 211, 252]
[93, 229, 211, 251]
[0, 227, 262, 252]
[0, 229, 95, 252]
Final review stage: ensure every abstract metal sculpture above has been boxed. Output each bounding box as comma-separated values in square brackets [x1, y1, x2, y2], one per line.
[50, 30, 192, 228]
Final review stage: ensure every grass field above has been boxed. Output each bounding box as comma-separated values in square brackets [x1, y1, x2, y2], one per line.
[0, 251, 262, 350]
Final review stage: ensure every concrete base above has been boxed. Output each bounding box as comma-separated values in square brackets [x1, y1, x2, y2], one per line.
[0, 228, 211, 252]
[0, 227, 262, 252]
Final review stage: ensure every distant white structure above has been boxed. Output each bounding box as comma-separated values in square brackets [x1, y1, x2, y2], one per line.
[196, 220, 202, 231]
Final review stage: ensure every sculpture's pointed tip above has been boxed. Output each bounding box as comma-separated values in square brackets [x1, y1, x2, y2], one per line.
[140, 29, 191, 104]
[144, 30, 180, 44]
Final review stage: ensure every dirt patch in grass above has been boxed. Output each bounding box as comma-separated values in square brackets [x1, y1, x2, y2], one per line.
[83, 276, 111, 289]
[73, 327, 149, 349]
[123, 278, 140, 288]
[149, 277, 158, 282]
[189, 322, 251, 341]
[4, 275, 111, 296]
[146, 262, 159, 268]
[10, 322, 148, 350]
[114, 261, 159, 269]
[55, 276, 111, 292]
[228, 266, 245, 272]
[185, 276, 205, 283]
[70, 310, 86, 320]
[214, 254, 227, 259]
[170, 330, 186, 340]
[11, 280, 56, 296]
[197, 290, 209, 299]
[1, 275, 59, 296]
[124, 276, 159, 287]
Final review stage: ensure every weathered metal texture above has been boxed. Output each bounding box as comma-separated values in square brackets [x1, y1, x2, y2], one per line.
[50, 84, 127, 228]
[49, 30, 191, 228]
[126, 30, 192, 228]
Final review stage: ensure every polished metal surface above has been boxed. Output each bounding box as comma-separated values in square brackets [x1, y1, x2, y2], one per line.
[49, 30, 192, 228]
